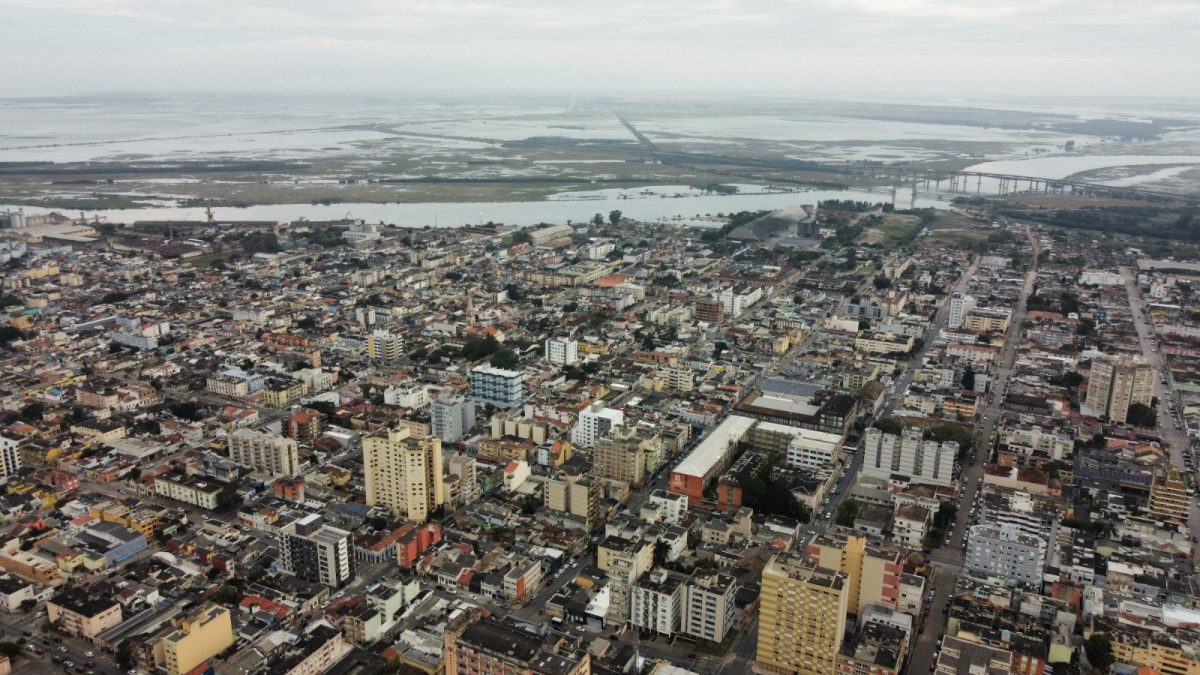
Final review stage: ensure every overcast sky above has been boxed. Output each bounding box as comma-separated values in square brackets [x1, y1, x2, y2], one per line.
[2, 0, 1197, 98]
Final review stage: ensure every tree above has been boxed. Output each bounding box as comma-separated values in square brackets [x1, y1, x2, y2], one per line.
[873, 417, 904, 435]
[19, 599, 36, 613]
[19, 402, 44, 422]
[591, 213, 604, 227]
[712, 341, 728, 359]
[962, 368, 976, 391]
[216, 489, 242, 509]
[1085, 633, 1115, 672]
[169, 401, 203, 421]
[1127, 402, 1157, 428]
[873, 274, 892, 290]
[609, 210, 622, 226]
[0, 325, 28, 347]
[520, 494, 541, 516]
[490, 348, 519, 369]
[836, 499, 860, 527]
[115, 642, 134, 669]
[654, 540, 670, 567]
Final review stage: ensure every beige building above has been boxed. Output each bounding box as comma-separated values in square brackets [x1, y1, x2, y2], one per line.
[154, 472, 224, 510]
[444, 452, 478, 507]
[488, 411, 549, 444]
[363, 428, 445, 521]
[592, 429, 646, 486]
[544, 472, 604, 531]
[757, 552, 849, 675]
[47, 587, 122, 643]
[853, 331, 914, 355]
[205, 375, 249, 398]
[1085, 354, 1155, 424]
[228, 428, 300, 477]
[153, 603, 234, 675]
[962, 307, 1011, 333]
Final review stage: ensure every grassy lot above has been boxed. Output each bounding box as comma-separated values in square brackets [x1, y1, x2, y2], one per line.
[861, 214, 922, 249]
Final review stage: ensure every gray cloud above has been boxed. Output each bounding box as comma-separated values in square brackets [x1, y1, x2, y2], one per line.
[1, 0, 1196, 97]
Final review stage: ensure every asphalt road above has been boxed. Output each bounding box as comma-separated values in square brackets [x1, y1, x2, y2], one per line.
[1121, 265, 1200, 538]
[906, 225, 1040, 675]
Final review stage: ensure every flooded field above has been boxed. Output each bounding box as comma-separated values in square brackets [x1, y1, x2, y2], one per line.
[2, 93, 1198, 213]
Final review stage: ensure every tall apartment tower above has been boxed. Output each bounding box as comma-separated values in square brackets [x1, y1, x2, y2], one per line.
[757, 551, 849, 675]
[1085, 354, 1155, 424]
[806, 533, 901, 616]
[227, 428, 300, 477]
[947, 292, 976, 329]
[0, 434, 22, 480]
[571, 401, 625, 449]
[363, 427, 446, 521]
[366, 329, 404, 363]
[544, 337, 579, 366]
[277, 513, 354, 588]
[591, 429, 645, 486]
[430, 396, 477, 443]
[1148, 466, 1190, 524]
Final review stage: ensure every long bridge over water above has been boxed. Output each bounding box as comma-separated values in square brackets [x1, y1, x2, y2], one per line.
[866, 167, 1199, 205]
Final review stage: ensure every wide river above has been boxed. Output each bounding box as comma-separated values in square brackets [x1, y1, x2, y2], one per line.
[1, 185, 948, 228]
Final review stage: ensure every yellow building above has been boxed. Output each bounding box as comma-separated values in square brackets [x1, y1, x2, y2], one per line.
[757, 551, 849, 675]
[363, 428, 445, 522]
[962, 308, 1011, 334]
[1108, 625, 1200, 675]
[261, 379, 308, 408]
[942, 394, 978, 418]
[806, 533, 902, 615]
[153, 603, 234, 675]
[89, 501, 162, 539]
[1149, 467, 1190, 524]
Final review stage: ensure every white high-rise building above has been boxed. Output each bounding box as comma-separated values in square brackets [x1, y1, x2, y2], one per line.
[861, 426, 956, 487]
[227, 428, 300, 477]
[469, 364, 526, 408]
[947, 292, 976, 330]
[544, 337, 579, 366]
[430, 396, 476, 443]
[964, 523, 1045, 585]
[571, 401, 625, 449]
[0, 435, 21, 481]
[631, 569, 685, 636]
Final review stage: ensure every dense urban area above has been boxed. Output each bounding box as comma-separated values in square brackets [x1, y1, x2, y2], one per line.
[1, 195, 1199, 675]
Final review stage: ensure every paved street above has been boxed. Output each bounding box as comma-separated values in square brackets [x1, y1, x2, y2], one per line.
[1121, 265, 1200, 538]
[0, 608, 125, 675]
[907, 225, 1040, 675]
